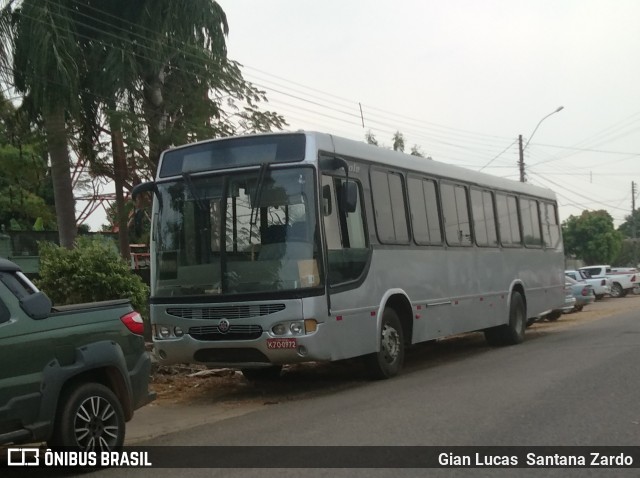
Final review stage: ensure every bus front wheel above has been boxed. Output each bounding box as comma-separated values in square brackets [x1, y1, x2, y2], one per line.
[484, 292, 526, 346]
[365, 308, 405, 379]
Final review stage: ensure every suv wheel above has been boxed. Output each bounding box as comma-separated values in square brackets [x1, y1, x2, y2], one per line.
[49, 382, 125, 451]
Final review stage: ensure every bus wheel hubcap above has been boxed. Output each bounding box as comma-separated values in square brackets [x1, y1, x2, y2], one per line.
[381, 325, 400, 363]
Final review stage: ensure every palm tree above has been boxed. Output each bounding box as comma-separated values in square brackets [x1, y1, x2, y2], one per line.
[77, 0, 285, 257]
[1, 0, 80, 248]
[3, 0, 286, 255]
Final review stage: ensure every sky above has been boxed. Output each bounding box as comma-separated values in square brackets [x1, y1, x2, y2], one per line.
[84, 0, 640, 229]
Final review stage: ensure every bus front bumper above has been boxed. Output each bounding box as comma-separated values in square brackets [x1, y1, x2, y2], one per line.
[152, 325, 331, 368]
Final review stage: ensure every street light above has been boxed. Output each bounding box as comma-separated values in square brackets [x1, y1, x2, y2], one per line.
[519, 106, 564, 182]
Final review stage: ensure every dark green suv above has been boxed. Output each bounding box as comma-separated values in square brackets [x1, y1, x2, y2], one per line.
[0, 258, 154, 451]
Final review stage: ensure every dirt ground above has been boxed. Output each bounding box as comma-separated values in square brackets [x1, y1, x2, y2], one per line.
[149, 295, 639, 407]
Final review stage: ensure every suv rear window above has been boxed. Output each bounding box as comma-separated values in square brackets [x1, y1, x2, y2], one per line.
[0, 298, 9, 324]
[0, 271, 38, 300]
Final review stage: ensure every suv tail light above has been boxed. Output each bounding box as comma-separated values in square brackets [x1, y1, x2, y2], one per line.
[582, 287, 590, 296]
[631, 275, 636, 283]
[121, 311, 144, 335]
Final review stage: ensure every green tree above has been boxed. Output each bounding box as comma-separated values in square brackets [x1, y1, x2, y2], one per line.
[562, 210, 623, 265]
[37, 236, 149, 317]
[366, 130, 429, 158]
[1, 0, 81, 248]
[410, 144, 425, 157]
[76, 0, 286, 257]
[392, 131, 405, 152]
[612, 239, 640, 267]
[0, 92, 55, 230]
[1, 0, 286, 254]
[617, 209, 640, 239]
[365, 129, 378, 146]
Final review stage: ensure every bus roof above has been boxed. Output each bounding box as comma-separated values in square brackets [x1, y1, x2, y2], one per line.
[311, 131, 556, 200]
[159, 130, 557, 201]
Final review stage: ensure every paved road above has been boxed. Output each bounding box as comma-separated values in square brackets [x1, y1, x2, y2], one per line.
[8, 297, 640, 477]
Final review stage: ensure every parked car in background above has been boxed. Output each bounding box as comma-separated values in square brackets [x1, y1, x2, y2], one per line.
[540, 282, 576, 322]
[565, 269, 611, 300]
[579, 265, 637, 298]
[609, 267, 640, 295]
[0, 258, 155, 451]
[564, 276, 596, 312]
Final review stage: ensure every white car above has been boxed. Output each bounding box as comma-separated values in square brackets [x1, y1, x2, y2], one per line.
[580, 265, 637, 298]
[565, 269, 611, 300]
[609, 267, 640, 295]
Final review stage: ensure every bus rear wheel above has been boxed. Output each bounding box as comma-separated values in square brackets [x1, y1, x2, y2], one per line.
[365, 308, 405, 379]
[484, 292, 526, 346]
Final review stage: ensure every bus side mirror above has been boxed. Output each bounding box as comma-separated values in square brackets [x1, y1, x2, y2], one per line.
[342, 181, 358, 213]
[132, 181, 157, 201]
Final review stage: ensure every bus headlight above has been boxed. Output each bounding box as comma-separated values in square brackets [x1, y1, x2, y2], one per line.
[271, 320, 318, 336]
[153, 324, 183, 340]
[289, 321, 304, 335]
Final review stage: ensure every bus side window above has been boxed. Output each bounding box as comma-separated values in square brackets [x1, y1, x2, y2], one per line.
[540, 202, 561, 250]
[408, 176, 442, 245]
[441, 182, 472, 246]
[496, 193, 522, 247]
[322, 175, 369, 285]
[520, 198, 542, 247]
[471, 188, 498, 247]
[370, 169, 410, 244]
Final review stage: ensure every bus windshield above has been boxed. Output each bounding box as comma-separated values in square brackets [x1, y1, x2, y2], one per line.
[153, 167, 321, 297]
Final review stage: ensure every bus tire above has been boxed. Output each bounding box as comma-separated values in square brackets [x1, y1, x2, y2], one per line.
[484, 292, 525, 346]
[241, 365, 283, 381]
[365, 308, 405, 379]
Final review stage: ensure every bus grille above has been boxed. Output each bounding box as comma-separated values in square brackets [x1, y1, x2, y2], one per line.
[166, 304, 285, 320]
[189, 325, 263, 341]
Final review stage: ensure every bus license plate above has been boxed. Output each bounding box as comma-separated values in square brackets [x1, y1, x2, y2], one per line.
[267, 338, 297, 349]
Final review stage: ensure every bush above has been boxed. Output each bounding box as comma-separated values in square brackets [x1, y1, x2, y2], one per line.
[37, 236, 149, 317]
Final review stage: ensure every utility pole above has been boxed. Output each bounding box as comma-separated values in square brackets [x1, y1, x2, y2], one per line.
[633, 181, 637, 267]
[519, 106, 564, 183]
[518, 134, 525, 182]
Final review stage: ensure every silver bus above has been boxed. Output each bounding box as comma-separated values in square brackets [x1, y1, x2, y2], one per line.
[133, 131, 565, 379]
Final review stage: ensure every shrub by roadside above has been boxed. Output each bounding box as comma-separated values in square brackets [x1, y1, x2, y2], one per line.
[37, 236, 149, 318]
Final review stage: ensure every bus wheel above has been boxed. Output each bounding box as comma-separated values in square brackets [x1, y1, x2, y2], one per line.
[241, 365, 283, 381]
[484, 292, 525, 346]
[366, 308, 405, 379]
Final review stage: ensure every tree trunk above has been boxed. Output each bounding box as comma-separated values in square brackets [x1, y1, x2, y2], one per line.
[110, 115, 131, 261]
[43, 105, 76, 249]
[144, 76, 166, 169]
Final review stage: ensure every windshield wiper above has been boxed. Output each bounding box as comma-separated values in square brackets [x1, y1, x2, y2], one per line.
[249, 162, 269, 244]
[182, 173, 207, 211]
